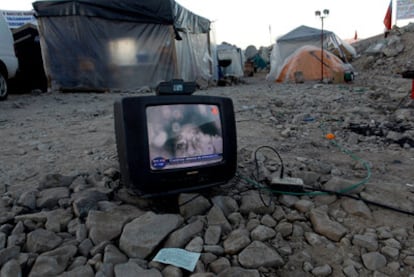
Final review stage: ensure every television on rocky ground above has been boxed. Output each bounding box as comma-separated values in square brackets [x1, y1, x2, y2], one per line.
[114, 95, 237, 197]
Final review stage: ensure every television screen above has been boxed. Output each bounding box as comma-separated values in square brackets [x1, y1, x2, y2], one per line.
[114, 95, 237, 197]
[146, 104, 223, 171]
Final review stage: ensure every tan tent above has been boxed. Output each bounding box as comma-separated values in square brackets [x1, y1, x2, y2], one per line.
[276, 45, 350, 83]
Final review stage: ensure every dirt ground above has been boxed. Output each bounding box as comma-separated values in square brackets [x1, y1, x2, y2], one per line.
[1, 71, 414, 229]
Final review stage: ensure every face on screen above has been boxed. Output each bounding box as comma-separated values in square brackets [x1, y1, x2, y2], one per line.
[146, 104, 223, 170]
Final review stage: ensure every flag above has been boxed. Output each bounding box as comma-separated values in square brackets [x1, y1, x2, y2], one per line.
[383, 0, 392, 30]
[354, 30, 358, 40]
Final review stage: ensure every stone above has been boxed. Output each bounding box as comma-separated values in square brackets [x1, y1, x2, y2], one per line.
[342, 264, 359, 277]
[36, 187, 70, 209]
[178, 194, 211, 219]
[119, 212, 183, 259]
[311, 264, 332, 277]
[260, 214, 277, 227]
[103, 244, 128, 265]
[361, 252, 387, 271]
[86, 204, 144, 245]
[17, 189, 38, 210]
[164, 219, 204, 248]
[352, 234, 378, 251]
[185, 236, 204, 253]
[59, 265, 94, 277]
[44, 209, 73, 233]
[38, 174, 76, 189]
[209, 257, 231, 274]
[0, 246, 20, 267]
[250, 225, 276, 241]
[211, 196, 239, 216]
[114, 261, 162, 277]
[207, 205, 232, 234]
[29, 245, 77, 277]
[341, 199, 372, 219]
[78, 239, 94, 257]
[204, 225, 222, 245]
[162, 265, 183, 277]
[275, 222, 293, 238]
[217, 267, 260, 277]
[294, 199, 314, 213]
[72, 189, 109, 218]
[240, 190, 274, 215]
[238, 241, 284, 268]
[0, 259, 22, 277]
[309, 208, 347, 242]
[25, 228, 62, 253]
[223, 228, 251, 255]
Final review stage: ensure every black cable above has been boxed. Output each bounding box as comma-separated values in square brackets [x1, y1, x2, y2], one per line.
[304, 186, 414, 216]
[253, 145, 285, 180]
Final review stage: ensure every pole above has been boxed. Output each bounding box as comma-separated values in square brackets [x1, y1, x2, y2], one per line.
[321, 17, 324, 82]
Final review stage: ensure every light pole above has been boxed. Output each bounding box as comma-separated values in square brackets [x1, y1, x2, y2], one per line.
[315, 9, 329, 82]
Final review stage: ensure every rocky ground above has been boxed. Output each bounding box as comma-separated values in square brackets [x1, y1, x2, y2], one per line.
[0, 25, 414, 276]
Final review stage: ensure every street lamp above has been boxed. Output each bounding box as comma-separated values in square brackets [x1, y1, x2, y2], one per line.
[315, 9, 329, 82]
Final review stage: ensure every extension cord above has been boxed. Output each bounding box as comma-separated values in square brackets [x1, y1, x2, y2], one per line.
[269, 177, 304, 192]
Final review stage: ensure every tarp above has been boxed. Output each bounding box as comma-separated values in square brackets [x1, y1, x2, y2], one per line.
[216, 43, 244, 78]
[267, 25, 357, 82]
[276, 45, 348, 83]
[33, 0, 212, 91]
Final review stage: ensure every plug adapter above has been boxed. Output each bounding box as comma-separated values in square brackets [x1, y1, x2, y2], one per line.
[269, 177, 304, 192]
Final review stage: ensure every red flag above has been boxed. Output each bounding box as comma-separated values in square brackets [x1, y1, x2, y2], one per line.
[383, 0, 392, 30]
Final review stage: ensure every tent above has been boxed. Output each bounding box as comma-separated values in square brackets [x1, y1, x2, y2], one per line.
[216, 43, 244, 79]
[276, 45, 351, 83]
[33, 0, 213, 91]
[267, 25, 356, 82]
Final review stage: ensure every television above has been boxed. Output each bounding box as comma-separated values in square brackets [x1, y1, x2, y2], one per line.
[114, 95, 237, 197]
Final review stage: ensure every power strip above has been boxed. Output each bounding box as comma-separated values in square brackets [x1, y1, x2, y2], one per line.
[269, 177, 304, 192]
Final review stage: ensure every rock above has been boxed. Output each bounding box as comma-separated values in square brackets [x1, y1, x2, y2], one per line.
[240, 190, 274, 215]
[103, 244, 128, 265]
[352, 234, 378, 251]
[36, 187, 70, 209]
[119, 212, 183, 259]
[361, 252, 387, 271]
[86, 204, 144, 245]
[341, 199, 372, 219]
[223, 228, 251, 255]
[178, 193, 211, 219]
[185, 236, 204, 253]
[275, 222, 293, 238]
[114, 261, 162, 277]
[44, 208, 73, 233]
[250, 225, 276, 241]
[58, 265, 94, 277]
[323, 177, 363, 193]
[209, 257, 231, 274]
[72, 189, 109, 218]
[217, 267, 260, 277]
[25, 228, 62, 253]
[204, 225, 222, 245]
[164, 219, 204, 248]
[38, 174, 76, 189]
[17, 189, 38, 210]
[311, 264, 332, 277]
[0, 246, 20, 267]
[238, 241, 284, 268]
[309, 208, 347, 242]
[211, 196, 239, 216]
[29, 245, 77, 277]
[0, 259, 22, 277]
[207, 205, 232, 234]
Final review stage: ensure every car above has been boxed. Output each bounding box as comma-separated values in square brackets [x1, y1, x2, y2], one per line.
[0, 13, 18, 101]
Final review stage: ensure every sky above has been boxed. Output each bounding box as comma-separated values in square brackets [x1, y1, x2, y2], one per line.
[1, 0, 413, 49]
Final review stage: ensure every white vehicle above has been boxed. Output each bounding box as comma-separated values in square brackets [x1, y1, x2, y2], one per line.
[0, 13, 18, 100]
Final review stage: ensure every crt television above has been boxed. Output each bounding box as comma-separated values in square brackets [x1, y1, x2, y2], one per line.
[114, 95, 237, 197]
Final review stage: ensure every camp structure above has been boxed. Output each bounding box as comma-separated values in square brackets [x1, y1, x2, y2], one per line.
[33, 0, 212, 91]
[267, 25, 356, 83]
[216, 43, 244, 80]
[275, 45, 353, 83]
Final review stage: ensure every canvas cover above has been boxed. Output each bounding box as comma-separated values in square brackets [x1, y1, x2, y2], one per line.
[216, 43, 244, 78]
[267, 25, 356, 82]
[276, 45, 348, 83]
[33, 0, 212, 91]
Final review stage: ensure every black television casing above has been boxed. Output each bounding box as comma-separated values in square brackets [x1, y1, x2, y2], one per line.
[114, 95, 237, 196]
